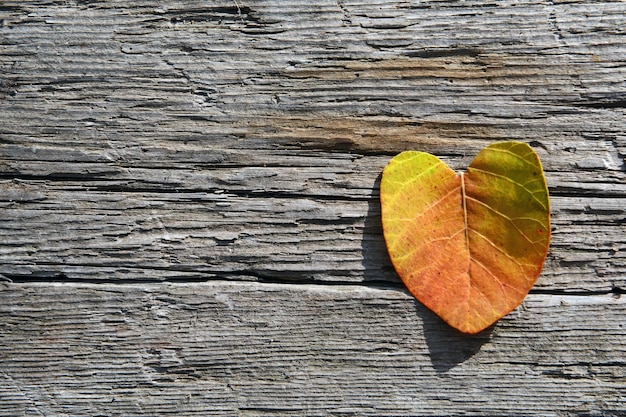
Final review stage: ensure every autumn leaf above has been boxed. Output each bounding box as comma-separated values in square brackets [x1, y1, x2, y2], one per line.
[380, 141, 551, 334]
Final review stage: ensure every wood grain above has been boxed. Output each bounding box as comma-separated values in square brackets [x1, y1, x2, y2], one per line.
[1, 282, 625, 416]
[1, 0, 625, 415]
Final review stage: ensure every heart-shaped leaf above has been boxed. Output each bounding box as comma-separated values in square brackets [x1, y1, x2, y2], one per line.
[380, 141, 550, 334]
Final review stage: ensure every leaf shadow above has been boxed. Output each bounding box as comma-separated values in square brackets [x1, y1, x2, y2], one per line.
[359, 172, 398, 287]
[417, 304, 494, 373]
[363, 172, 493, 374]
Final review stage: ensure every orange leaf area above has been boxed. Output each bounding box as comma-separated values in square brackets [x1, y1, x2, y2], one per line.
[380, 141, 551, 334]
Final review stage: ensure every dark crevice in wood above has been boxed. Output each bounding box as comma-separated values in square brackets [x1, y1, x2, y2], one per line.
[0, 275, 405, 291]
[530, 287, 625, 296]
[404, 48, 484, 59]
[1, 273, 163, 285]
[0, 173, 110, 182]
[3, 269, 623, 298]
[548, 187, 626, 198]
[569, 95, 626, 110]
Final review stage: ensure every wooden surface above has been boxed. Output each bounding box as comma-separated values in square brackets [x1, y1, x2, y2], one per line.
[1, 1, 625, 415]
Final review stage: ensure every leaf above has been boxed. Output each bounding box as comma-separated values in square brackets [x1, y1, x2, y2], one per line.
[380, 141, 551, 334]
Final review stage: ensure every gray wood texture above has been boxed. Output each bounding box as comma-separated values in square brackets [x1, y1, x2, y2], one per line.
[1, 0, 624, 416]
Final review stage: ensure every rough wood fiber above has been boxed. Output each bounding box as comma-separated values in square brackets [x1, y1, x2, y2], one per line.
[1, 282, 625, 416]
[1, 0, 625, 416]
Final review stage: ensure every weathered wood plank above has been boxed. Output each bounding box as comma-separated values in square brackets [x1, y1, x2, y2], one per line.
[1, 1, 625, 416]
[1, 0, 624, 289]
[1, 181, 625, 292]
[1, 282, 624, 417]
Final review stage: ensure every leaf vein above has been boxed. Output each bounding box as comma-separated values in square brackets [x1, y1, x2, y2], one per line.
[468, 227, 539, 269]
[471, 257, 526, 297]
[466, 196, 547, 247]
[469, 166, 548, 211]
